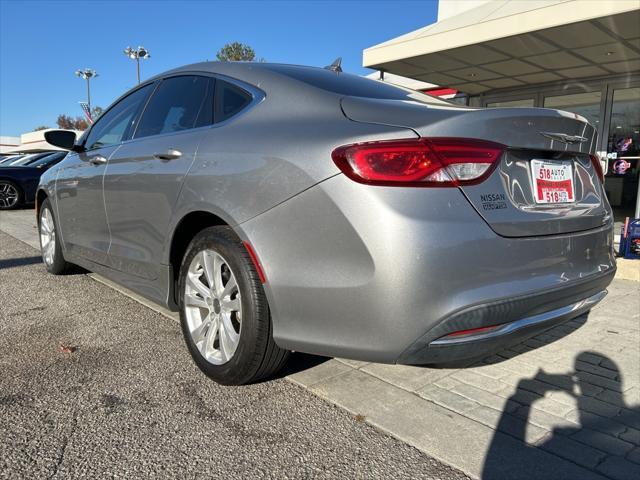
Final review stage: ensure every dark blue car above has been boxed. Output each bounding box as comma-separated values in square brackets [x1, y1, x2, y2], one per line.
[0, 151, 67, 209]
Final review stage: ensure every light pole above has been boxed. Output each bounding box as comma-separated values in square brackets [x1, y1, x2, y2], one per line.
[75, 68, 98, 111]
[124, 46, 150, 84]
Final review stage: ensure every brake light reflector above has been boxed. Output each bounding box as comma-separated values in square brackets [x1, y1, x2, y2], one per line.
[243, 241, 267, 284]
[442, 324, 501, 338]
[589, 154, 605, 183]
[332, 138, 504, 187]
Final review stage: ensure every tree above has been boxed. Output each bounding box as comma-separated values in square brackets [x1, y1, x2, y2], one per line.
[33, 125, 49, 131]
[56, 114, 88, 131]
[216, 42, 257, 62]
[54, 105, 103, 131]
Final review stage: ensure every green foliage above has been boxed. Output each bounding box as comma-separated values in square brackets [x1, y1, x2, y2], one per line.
[33, 125, 49, 131]
[216, 42, 257, 62]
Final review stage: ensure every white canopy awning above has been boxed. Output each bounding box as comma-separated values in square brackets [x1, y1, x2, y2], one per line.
[363, 0, 640, 94]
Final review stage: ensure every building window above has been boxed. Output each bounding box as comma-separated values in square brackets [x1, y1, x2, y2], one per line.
[604, 87, 639, 217]
[543, 92, 602, 133]
[486, 98, 535, 108]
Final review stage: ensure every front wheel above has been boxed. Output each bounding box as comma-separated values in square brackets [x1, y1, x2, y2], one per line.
[39, 198, 73, 274]
[178, 226, 289, 385]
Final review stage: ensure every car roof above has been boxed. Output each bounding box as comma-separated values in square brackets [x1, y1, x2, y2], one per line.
[148, 61, 329, 90]
[148, 62, 451, 107]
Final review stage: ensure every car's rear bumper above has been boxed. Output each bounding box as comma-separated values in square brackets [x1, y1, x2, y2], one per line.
[398, 269, 614, 364]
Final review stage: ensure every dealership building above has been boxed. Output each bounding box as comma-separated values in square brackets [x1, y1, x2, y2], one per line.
[364, 0, 640, 220]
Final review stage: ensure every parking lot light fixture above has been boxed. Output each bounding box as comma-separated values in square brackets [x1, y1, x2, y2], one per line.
[74, 68, 98, 111]
[123, 46, 151, 84]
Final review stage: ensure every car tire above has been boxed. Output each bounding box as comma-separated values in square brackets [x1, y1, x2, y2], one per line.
[0, 180, 23, 210]
[178, 226, 289, 385]
[38, 198, 73, 275]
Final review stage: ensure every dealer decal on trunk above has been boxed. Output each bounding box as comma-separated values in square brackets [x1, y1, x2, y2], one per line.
[480, 193, 508, 211]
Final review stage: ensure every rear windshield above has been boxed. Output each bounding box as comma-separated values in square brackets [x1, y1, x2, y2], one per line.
[261, 65, 453, 106]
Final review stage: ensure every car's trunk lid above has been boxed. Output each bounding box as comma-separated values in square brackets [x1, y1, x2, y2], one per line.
[341, 96, 609, 237]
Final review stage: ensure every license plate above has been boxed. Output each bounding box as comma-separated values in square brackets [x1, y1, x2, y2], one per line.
[531, 159, 574, 204]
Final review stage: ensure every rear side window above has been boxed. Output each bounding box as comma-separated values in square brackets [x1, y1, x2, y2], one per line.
[214, 80, 252, 123]
[84, 83, 153, 150]
[135, 76, 212, 139]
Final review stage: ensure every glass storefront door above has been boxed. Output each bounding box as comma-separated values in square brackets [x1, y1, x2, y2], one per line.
[604, 87, 640, 220]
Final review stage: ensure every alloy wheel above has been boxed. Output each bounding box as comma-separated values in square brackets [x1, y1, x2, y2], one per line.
[40, 207, 56, 266]
[0, 182, 18, 208]
[184, 249, 242, 365]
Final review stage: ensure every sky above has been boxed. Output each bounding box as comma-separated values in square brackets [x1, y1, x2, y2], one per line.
[0, 0, 438, 137]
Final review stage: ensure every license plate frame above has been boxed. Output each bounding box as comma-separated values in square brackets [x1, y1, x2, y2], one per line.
[530, 159, 575, 204]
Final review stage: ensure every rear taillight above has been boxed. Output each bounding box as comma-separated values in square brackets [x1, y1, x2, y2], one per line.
[589, 154, 605, 183]
[332, 137, 505, 187]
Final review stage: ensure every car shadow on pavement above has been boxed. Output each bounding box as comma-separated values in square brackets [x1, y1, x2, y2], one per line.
[275, 352, 330, 379]
[0, 255, 42, 269]
[482, 350, 640, 480]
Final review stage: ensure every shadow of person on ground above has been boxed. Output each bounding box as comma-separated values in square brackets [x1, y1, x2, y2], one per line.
[482, 351, 640, 479]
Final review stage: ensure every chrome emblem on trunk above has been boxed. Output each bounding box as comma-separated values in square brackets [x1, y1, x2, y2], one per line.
[540, 132, 589, 144]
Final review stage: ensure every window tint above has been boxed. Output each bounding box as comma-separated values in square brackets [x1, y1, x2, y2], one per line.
[135, 76, 211, 138]
[261, 65, 452, 106]
[84, 84, 153, 150]
[214, 80, 252, 123]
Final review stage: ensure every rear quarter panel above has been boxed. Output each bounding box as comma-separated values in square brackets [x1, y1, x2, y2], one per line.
[166, 84, 418, 263]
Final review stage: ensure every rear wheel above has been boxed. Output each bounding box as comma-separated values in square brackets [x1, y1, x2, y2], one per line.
[0, 180, 22, 210]
[178, 226, 289, 385]
[39, 198, 72, 274]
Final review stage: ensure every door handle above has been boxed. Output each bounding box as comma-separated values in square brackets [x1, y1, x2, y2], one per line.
[89, 155, 107, 165]
[153, 149, 183, 161]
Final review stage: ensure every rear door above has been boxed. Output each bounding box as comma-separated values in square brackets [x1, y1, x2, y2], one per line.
[103, 75, 213, 280]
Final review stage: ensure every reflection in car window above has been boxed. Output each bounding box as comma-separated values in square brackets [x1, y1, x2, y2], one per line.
[135, 76, 211, 139]
[214, 80, 252, 123]
[84, 83, 154, 150]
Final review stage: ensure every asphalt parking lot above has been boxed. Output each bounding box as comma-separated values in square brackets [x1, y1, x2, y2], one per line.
[0, 228, 469, 479]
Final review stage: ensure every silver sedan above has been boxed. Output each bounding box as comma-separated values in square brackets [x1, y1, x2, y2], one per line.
[38, 62, 615, 385]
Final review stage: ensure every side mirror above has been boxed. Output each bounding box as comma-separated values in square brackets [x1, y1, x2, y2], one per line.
[44, 130, 81, 151]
